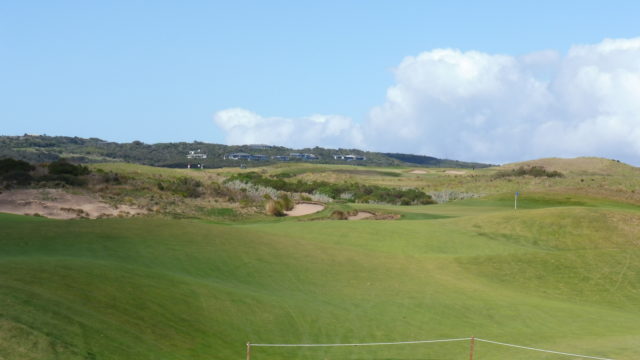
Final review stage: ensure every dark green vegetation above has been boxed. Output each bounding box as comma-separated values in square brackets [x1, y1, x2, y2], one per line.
[494, 165, 564, 179]
[384, 152, 482, 168]
[0, 158, 90, 187]
[264, 193, 294, 216]
[226, 171, 435, 205]
[0, 135, 491, 168]
[0, 158, 35, 185]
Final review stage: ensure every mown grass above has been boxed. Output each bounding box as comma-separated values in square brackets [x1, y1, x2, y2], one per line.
[1, 189, 640, 359]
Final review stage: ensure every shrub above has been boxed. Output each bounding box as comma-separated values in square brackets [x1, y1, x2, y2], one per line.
[94, 171, 123, 185]
[161, 177, 203, 198]
[225, 172, 434, 205]
[2, 170, 33, 185]
[278, 193, 294, 211]
[265, 199, 285, 216]
[494, 166, 563, 179]
[36, 158, 92, 186]
[329, 210, 348, 220]
[0, 158, 35, 186]
[0, 158, 35, 175]
[48, 159, 90, 176]
[39, 173, 88, 186]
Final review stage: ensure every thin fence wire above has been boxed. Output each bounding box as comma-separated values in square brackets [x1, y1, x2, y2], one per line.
[249, 336, 616, 360]
[251, 337, 471, 347]
[475, 338, 615, 360]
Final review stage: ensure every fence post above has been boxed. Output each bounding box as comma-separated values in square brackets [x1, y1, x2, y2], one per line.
[469, 336, 475, 360]
[246, 342, 251, 360]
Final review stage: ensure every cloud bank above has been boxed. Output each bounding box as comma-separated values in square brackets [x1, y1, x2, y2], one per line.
[213, 108, 363, 149]
[213, 37, 640, 164]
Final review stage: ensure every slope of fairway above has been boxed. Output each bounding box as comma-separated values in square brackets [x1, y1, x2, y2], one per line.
[1, 197, 640, 359]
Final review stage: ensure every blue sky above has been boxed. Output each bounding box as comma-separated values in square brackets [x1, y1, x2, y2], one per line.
[2, 1, 640, 163]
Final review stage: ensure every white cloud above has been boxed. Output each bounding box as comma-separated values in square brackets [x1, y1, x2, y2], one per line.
[213, 108, 363, 149]
[214, 37, 640, 164]
[366, 48, 553, 162]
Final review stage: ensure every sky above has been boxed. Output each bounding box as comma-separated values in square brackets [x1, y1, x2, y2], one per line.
[1, 1, 640, 164]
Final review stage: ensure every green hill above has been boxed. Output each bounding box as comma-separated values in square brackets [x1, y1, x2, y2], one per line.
[0, 135, 491, 169]
[1, 190, 639, 359]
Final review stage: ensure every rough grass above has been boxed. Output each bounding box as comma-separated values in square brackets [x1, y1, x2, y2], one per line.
[503, 157, 636, 175]
[213, 158, 640, 208]
[86, 158, 640, 220]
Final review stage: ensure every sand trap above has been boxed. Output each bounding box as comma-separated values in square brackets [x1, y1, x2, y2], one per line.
[445, 170, 466, 175]
[284, 203, 325, 217]
[0, 189, 146, 219]
[409, 170, 427, 174]
[347, 211, 375, 220]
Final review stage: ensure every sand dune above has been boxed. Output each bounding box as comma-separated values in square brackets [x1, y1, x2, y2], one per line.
[0, 189, 145, 219]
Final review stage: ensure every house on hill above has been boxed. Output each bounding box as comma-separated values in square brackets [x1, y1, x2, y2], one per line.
[290, 153, 319, 160]
[334, 154, 366, 161]
[249, 154, 269, 161]
[187, 150, 207, 159]
[226, 153, 268, 161]
[227, 153, 251, 160]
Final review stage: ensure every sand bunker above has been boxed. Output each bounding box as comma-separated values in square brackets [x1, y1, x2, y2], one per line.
[0, 189, 146, 219]
[347, 211, 375, 220]
[445, 170, 466, 175]
[284, 203, 325, 217]
[409, 170, 427, 174]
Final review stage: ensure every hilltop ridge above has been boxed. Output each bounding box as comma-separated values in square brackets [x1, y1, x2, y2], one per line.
[502, 157, 638, 175]
[0, 135, 491, 169]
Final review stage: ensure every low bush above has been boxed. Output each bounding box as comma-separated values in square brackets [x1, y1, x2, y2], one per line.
[494, 166, 563, 179]
[93, 170, 124, 185]
[329, 210, 348, 220]
[36, 159, 92, 186]
[48, 159, 90, 176]
[0, 158, 35, 175]
[1, 157, 94, 187]
[265, 199, 285, 216]
[278, 193, 294, 211]
[161, 177, 203, 198]
[226, 172, 434, 205]
[0, 158, 35, 187]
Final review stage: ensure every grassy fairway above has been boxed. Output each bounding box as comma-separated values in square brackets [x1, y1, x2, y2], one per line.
[1, 191, 639, 360]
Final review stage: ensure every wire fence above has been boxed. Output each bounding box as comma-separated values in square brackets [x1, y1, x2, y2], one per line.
[251, 337, 471, 347]
[474, 338, 615, 360]
[247, 336, 615, 360]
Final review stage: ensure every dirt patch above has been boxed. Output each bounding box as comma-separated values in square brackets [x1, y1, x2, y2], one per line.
[445, 170, 466, 175]
[0, 189, 146, 219]
[347, 211, 375, 220]
[284, 203, 325, 217]
[409, 170, 427, 174]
